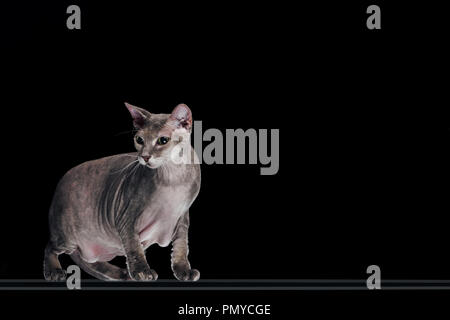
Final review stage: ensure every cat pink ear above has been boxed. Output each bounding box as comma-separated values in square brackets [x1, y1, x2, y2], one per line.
[125, 102, 150, 129]
[168, 104, 192, 130]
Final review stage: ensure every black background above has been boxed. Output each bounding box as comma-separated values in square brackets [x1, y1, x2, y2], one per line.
[1, 0, 449, 316]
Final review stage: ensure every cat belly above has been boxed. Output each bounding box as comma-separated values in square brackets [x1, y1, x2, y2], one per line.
[78, 232, 170, 263]
[78, 211, 187, 262]
[138, 187, 192, 248]
[138, 219, 178, 248]
[78, 186, 193, 262]
[78, 242, 123, 263]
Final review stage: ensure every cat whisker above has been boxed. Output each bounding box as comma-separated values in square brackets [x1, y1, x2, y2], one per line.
[110, 159, 139, 175]
[128, 161, 140, 178]
[113, 130, 135, 137]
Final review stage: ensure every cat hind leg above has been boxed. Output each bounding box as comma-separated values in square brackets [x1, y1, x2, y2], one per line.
[43, 242, 68, 281]
[70, 250, 130, 281]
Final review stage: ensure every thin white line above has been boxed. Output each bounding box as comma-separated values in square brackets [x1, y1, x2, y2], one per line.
[1, 279, 450, 291]
[1, 286, 450, 291]
[1, 279, 450, 283]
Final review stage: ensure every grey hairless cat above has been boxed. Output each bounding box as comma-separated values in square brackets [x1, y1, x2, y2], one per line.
[43, 103, 201, 281]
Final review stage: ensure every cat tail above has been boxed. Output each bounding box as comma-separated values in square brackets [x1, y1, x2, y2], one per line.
[70, 250, 129, 281]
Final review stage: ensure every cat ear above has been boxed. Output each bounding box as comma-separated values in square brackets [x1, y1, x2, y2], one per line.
[168, 104, 192, 130]
[125, 102, 151, 129]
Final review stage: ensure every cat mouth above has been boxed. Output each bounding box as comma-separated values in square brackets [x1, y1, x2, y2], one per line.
[138, 156, 162, 169]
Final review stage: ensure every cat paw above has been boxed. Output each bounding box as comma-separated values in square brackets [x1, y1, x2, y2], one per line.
[173, 268, 200, 281]
[120, 268, 133, 281]
[129, 264, 158, 281]
[44, 268, 67, 281]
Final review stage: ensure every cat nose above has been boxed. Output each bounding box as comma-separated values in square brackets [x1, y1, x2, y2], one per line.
[142, 155, 151, 162]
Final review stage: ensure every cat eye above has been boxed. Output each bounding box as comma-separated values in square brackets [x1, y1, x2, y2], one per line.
[135, 136, 144, 145]
[156, 136, 170, 145]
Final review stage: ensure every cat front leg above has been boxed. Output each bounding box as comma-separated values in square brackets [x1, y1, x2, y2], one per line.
[171, 211, 200, 281]
[121, 232, 158, 281]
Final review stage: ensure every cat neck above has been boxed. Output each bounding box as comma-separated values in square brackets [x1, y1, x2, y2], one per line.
[154, 161, 194, 184]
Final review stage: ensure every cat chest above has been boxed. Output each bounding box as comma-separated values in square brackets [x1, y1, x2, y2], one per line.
[137, 186, 194, 247]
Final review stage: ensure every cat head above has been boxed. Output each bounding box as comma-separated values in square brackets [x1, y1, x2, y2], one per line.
[125, 102, 193, 168]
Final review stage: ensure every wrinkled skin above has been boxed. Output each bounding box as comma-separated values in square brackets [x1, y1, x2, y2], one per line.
[43, 103, 201, 281]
